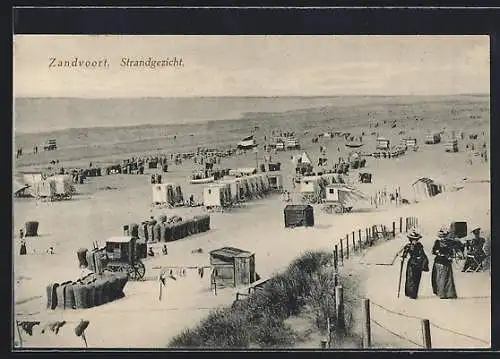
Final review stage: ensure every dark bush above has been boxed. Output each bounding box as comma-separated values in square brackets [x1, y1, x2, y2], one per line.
[168, 250, 359, 349]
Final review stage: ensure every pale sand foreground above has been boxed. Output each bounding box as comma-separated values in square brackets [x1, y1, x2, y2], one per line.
[13, 131, 490, 349]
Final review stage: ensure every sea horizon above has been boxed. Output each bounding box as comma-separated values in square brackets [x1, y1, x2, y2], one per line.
[14, 93, 489, 135]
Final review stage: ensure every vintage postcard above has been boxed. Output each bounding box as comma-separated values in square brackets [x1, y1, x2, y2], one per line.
[13, 35, 490, 349]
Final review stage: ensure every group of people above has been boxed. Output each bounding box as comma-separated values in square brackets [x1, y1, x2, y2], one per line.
[402, 227, 487, 300]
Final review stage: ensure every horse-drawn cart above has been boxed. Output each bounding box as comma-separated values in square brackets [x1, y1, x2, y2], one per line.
[321, 184, 369, 214]
[101, 237, 146, 280]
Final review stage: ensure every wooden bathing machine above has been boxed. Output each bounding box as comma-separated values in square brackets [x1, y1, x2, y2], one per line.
[209, 247, 256, 288]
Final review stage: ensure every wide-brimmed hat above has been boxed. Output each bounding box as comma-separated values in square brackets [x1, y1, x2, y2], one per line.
[407, 230, 422, 241]
[471, 227, 481, 234]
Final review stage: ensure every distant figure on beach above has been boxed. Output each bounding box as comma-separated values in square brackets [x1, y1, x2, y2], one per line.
[431, 228, 458, 299]
[401, 231, 428, 299]
[20, 239, 27, 256]
[462, 228, 486, 272]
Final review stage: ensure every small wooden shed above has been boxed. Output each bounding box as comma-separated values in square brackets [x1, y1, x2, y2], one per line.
[284, 204, 314, 228]
[210, 247, 256, 288]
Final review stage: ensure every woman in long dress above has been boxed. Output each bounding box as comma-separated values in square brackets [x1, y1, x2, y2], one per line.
[401, 231, 429, 299]
[431, 229, 458, 299]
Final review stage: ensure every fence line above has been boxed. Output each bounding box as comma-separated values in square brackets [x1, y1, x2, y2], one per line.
[370, 318, 424, 348]
[332, 215, 490, 349]
[370, 301, 423, 321]
[429, 322, 490, 345]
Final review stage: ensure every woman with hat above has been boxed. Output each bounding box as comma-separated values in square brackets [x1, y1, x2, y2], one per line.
[431, 228, 458, 299]
[462, 227, 486, 272]
[401, 230, 429, 299]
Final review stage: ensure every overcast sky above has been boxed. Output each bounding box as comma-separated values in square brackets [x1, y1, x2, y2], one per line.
[13, 35, 489, 98]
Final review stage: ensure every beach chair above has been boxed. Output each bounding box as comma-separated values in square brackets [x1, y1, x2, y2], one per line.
[463, 254, 485, 273]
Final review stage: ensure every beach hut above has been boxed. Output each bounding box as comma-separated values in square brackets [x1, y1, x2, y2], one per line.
[300, 176, 322, 193]
[247, 175, 259, 197]
[239, 177, 250, 199]
[286, 137, 300, 150]
[152, 183, 179, 206]
[266, 173, 283, 192]
[376, 137, 390, 151]
[260, 173, 270, 192]
[48, 174, 73, 197]
[218, 178, 242, 203]
[23, 172, 43, 187]
[210, 247, 256, 288]
[203, 183, 231, 210]
[152, 184, 167, 204]
[411, 177, 445, 202]
[276, 141, 285, 151]
[34, 179, 56, 199]
[284, 204, 314, 228]
[445, 139, 459, 153]
[300, 176, 322, 203]
[425, 133, 441, 144]
[403, 138, 418, 150]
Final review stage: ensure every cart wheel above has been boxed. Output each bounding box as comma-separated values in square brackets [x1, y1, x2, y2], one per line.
[133, 261, 146, 279]
[126, 264, 139, 280]
[333, 204, 343, 214]
[118, 264, 131, 278]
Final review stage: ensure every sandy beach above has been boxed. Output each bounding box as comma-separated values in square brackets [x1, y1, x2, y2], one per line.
[13, 95, 490, 349]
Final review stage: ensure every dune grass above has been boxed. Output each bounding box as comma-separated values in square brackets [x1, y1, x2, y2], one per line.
[168, 250, 363, 349]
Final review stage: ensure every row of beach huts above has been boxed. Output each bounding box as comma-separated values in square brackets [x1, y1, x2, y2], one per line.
[202, 169, 284, 211]
[15, 173, 75, 200]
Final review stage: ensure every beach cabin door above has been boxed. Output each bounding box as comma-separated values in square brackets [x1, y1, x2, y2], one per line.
[234, 256, 251, 286]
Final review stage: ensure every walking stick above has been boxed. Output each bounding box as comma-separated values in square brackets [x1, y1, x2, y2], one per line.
[397, 258, 405, 298]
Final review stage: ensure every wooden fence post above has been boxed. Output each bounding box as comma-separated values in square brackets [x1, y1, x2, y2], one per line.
[346, 234, 350, 259]
[352, 235, 356, 253]
[358, 230, 362, 251]
[335, 286, 345, 332]
[393, 221, 396, 237]
[405, 217, 409, 232]
[362, 299, 371, 348]
[365, 228, 369, 247]
[399, 217, 403, 232]
[334, 245, 338, 271]
[421, 319, 432, 348]
[340, 239, 344, 266]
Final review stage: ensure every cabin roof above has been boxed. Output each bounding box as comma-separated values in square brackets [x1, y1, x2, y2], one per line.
[412, 177, 435, 186]
[210, 246, 254, 258]
[106, 236, 134, 243]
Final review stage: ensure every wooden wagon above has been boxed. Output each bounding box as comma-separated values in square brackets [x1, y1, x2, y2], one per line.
[101, 236, 146, 280]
